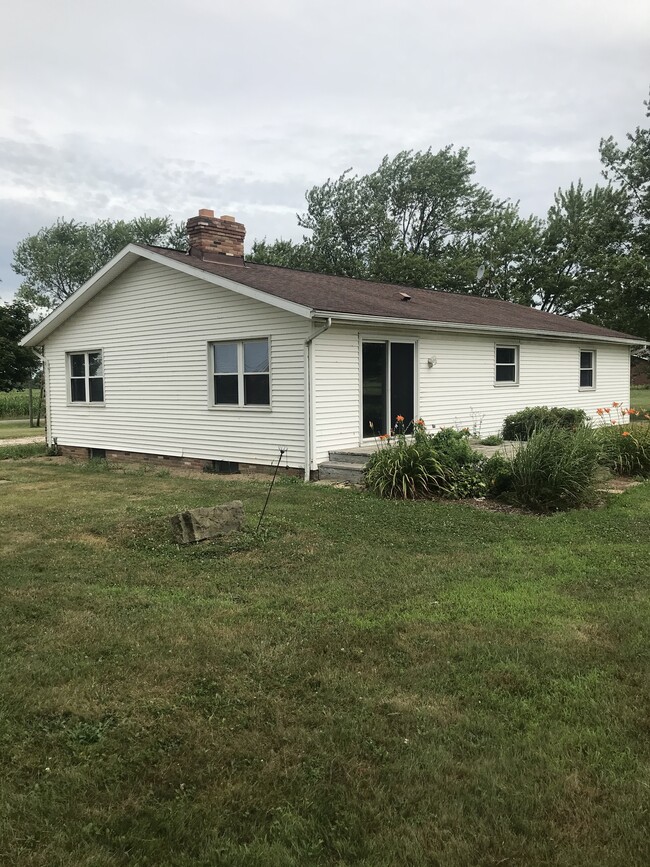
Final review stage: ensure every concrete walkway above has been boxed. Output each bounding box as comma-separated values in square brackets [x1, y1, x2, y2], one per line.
[334, 439, 521, 459]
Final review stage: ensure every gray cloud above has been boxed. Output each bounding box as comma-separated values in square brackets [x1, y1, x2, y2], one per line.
[1, 0, 649, 300]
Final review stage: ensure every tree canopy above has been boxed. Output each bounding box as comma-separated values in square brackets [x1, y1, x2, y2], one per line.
[9, 92, 650, 341]
[0, 301, 39, 391]
[13, 216, 187, 310]
[251, 91, 650, 340]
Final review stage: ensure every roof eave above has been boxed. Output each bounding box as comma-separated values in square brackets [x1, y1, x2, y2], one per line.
[312, 310, 645, 346]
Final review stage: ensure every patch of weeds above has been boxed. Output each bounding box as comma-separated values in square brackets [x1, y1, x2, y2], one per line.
[183, 516, 294, 560]
[36, 711, 117, 747]
[0, 442, 47, 460]
[276, 475, 303, 486]
[77, 458, 114, 473]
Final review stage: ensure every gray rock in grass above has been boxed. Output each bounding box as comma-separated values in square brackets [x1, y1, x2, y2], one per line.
[170, 501, 245, 544]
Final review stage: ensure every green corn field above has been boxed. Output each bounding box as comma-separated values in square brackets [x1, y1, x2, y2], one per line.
[0, 390, 36, 419]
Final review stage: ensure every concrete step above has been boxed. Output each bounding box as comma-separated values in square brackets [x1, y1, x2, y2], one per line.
[318, 461, 365, 483]
[327, 450, 373, 466]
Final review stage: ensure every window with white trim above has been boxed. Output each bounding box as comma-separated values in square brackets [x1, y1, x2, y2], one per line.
[495, 345, 518, 384]
[579, 350, 595, 389]
[212, 339, 270, 406]
[69, 351, 104, 402]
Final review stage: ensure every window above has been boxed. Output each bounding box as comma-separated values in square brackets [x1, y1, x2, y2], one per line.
[579, 350, 595, 389]
[212, 339, 270, 406]
[69, 351, 104, 403]
[495, 345, 518, 384]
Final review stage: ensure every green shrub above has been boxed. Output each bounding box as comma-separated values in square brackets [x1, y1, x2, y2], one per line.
[365, 440, 447, 499]
[428, 428, 487, 498]
[481, 453, 514, 496]
[502, 406, 588, 441]
[509, 426, 600, 512]
[429, 427, 480, 468]
[479, 434, 504, 446]
[597, 424, 650, 476]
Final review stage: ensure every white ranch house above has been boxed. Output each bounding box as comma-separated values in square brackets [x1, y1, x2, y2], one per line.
[21, 209, 644, 480]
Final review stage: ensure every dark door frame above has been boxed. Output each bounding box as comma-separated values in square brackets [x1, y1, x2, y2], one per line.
[360, 337, 418, 441]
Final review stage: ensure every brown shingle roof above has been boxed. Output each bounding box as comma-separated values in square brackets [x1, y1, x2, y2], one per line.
[144, 246, 644, 342]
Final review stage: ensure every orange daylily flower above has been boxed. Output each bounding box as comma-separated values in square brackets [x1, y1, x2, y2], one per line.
[596, 408, 604, 415]
[612, 401, 620, 407]
[396, 415, 405, 423]
[622, 431, 631, 437]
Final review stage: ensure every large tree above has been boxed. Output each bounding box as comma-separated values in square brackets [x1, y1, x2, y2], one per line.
[251, 147, 536, 296]
[13, 216, 187, 310]
[593, 89, 650, 338]
[535, 181, 631, 316]
[0, 300, 39, 391]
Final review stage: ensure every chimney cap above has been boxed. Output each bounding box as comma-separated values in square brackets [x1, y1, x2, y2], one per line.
[220, 214, 236, 222]
[198, 208, 215, 218]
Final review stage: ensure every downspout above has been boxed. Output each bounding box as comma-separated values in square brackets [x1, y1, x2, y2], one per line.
[303, 317, 332, 482]
[31, 348, 52, 447]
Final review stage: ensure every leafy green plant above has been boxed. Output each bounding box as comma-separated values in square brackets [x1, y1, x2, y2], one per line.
[427, 428, 486, 498]
[481, 453, 514, 496]
[479, 434, 504, 446]
[502, 406, 587, 440]
[597, 424, 650, 476]
[509, 426, 600, 512]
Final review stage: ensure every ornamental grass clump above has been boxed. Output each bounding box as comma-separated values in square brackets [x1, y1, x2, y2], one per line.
[364, 418, 447, 499]
[509, 426, 600, 512]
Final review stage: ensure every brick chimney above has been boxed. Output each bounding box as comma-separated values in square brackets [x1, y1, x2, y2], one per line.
[186, 209, 245, 259]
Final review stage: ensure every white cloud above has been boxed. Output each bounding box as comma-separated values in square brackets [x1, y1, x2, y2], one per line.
[1, 0, 649, 300]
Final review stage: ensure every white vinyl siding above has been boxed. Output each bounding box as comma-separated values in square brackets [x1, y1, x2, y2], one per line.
[311, 327, 362, 464]
[44, 259, 310, 468]
[310, 324, 630, 464]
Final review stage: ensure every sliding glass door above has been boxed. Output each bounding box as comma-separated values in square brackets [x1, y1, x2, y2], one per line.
[362, 341, 415, 437]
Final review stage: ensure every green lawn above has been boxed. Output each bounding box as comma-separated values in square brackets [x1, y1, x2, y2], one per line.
[631, 386, 650, 412]
[1, 458, 650, 866]
[0, 419, 45, 440]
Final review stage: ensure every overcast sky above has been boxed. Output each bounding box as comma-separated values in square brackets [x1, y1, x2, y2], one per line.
[1, 0, 649, 301]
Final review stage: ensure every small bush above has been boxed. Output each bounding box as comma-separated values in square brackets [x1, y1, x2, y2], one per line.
[479, 434, 504, 446]
[429, 427, 480, 468]
[365, 441, 447, 499]
[481, 453, 514, 497]
[509, 426, 600, 512]
[597, 424, 650, 476]
[425, 428, 486, 499]
[502, 406, 587, 441]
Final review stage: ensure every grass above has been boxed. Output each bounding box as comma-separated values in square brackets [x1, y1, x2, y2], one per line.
[1, 458, 650, 865]
[0, 442, 47, 460]
[0, 419, 44, 440]
[631, 385, 650, 412]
